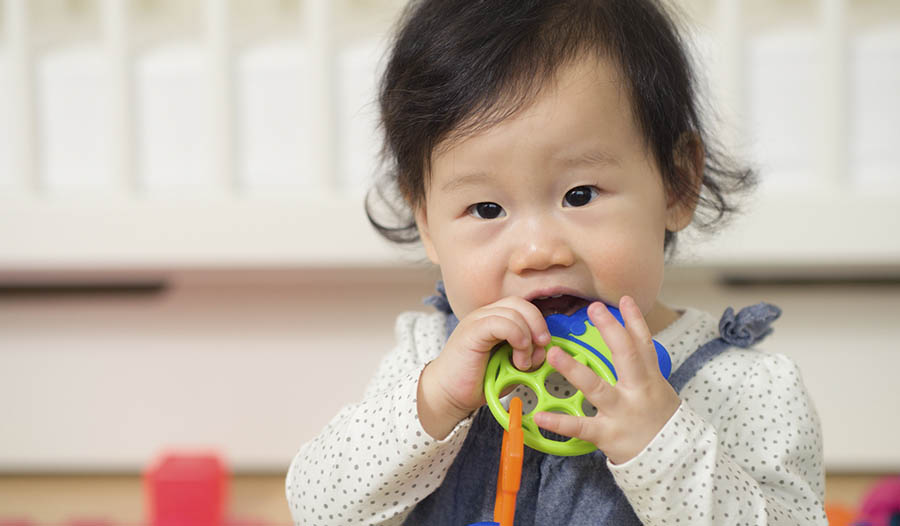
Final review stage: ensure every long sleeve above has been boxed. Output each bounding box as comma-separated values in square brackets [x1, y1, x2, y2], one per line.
[285, 311, 474, 526]
[609, 349, 827, 525]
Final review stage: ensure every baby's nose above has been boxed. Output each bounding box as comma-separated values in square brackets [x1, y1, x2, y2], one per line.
[507, 228, 576, 274]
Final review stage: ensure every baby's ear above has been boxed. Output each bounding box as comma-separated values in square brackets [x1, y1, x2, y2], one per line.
[665, 132, 704, 232]
[415, 206, 440, 265]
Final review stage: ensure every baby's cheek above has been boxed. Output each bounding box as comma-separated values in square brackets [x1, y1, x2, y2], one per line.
[633, 265, 666, 315]
[629, 261, 665, 314]
[443, 263, 499, 318]
[593, 240, 664, 313]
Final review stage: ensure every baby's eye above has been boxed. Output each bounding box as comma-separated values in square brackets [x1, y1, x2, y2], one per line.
[563, 186, 600, 207]
[467, 202, 506, 219]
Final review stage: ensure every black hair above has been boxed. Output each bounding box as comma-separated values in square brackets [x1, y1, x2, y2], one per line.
[366, 0, 756, 255]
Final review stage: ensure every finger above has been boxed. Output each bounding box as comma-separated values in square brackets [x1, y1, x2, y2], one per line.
[533, 411, 598, 444]
[529, 345, 547, 372]
[501, 298, 551, 370]
[619, 295, 661, 375]
[470, 313, 531, 363]
[488, 304, 550, 370]
[588, 301, 648, 386]
[481, 308, 537, 371]
[494, 296, 551, 348]
[547, 347, 617, 409]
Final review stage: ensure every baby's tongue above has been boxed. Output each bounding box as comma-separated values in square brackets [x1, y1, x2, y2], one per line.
[531, 295, 590, 317]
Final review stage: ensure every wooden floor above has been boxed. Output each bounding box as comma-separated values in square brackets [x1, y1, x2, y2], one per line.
[0, 473, 889, 524]
[0, 474, 293, 524]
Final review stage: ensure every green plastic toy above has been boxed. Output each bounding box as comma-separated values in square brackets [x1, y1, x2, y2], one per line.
[483, 305, 671, 456]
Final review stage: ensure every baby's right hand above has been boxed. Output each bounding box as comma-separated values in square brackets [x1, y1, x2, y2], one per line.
[417, 297, 551, 440]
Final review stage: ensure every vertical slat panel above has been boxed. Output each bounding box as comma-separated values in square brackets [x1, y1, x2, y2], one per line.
[821, 0, 847, 188]
[135, 10, 212, 197]
[0, 0, 10, 190]
[303, 0, 335, 193]
[102, 0, 135, 196]
[6, 0, 36, 197]
[207, 0, 234, 197]
[712, 0, 744, 156]
[848, 5, 900, 189]
[236, 36, 311, 196]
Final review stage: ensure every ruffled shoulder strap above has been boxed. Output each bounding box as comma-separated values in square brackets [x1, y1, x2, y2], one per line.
[668, 302, 781, 393]
[424, 280, 453, 313]
[424, 280, 459, 337]
[719, 302, 782, 348]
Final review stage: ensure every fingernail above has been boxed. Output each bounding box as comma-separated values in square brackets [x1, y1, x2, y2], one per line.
[546, 347, 560, 365]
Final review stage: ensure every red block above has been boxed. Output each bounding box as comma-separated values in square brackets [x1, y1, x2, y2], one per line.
[145, 452, 229, 526]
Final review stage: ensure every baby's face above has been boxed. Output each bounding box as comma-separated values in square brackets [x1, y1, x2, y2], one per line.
[416, 55, 694, 331]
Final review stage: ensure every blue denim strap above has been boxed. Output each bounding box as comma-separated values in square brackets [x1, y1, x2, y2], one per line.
[424, 280, 459, 335]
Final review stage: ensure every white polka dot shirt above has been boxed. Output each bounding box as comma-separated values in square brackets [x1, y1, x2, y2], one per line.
[286, 307, 826, 525]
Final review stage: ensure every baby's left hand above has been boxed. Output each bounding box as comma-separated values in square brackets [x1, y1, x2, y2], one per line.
[533, 296, 681, 465]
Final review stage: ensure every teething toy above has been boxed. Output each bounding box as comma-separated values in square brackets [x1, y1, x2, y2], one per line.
[483, 305, 672, 456]
[467, 396, 524, 526]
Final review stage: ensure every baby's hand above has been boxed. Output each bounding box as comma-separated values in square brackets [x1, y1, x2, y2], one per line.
[533, 296, 681, 465]
[418, 297, 550, 440]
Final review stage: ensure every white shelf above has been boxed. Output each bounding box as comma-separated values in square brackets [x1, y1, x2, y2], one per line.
[0, 195, 409, 271]
[686, 189, 900, 269]
[0, 189, 897, 274]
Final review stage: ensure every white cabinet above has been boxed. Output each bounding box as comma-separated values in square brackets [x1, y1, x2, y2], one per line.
[1, 0, 898, 474]
[0, 0, 898, 272]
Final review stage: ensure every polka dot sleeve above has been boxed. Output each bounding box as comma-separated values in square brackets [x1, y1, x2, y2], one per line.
[608, 352, 827, 525]
[285, 311, 474, 526]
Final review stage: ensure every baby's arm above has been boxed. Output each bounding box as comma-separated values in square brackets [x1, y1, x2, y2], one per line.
[609, 351, 827, 525]
[285, 311, 472, 526]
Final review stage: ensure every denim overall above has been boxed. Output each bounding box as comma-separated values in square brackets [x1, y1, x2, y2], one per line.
[407, 283, 781, 526]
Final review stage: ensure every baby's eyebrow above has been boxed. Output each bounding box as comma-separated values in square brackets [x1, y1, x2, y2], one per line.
[556, 148, 621, 168]
[441, 172, 491, 193]
[440, 148, 619, 193]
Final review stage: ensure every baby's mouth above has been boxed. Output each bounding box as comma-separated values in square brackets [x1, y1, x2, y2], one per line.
[530, 294, 593, 318]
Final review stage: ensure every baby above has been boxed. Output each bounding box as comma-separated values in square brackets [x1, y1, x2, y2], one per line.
[287, 1, 826, 524]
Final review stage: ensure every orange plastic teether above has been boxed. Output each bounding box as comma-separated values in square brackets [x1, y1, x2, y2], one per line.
[493, 397, 524, 526]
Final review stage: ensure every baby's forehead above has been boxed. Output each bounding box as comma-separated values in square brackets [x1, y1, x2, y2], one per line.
[429, 62, 642, 177]
[431, 53, 637, 157]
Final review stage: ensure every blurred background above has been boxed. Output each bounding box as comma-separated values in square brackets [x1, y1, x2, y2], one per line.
[0, 0, 898, 523]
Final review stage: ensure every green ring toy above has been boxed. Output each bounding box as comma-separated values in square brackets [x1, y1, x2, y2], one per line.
[483, 305, 672, 456]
